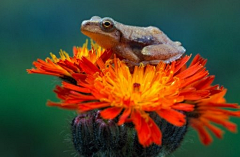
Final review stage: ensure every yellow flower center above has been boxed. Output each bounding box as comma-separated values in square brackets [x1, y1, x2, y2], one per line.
[93, 59, 182, 112]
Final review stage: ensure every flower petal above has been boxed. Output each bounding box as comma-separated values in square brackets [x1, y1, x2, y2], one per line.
[131, 111, 151, 146]
[172, 103, 195, 112]
[100, 107, 122, 119]
[157, 109, 186, 127]
[118, 108, 131, 125]
[191, 120, 213, 145]
[78, 102, 109, 111]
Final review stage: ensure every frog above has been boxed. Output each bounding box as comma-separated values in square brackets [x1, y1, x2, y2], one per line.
[81, 16, 186, 66]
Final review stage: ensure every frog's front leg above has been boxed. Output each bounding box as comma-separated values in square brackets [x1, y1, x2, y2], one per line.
[141, 44, 185, 65]
[114, 45, 141, 67]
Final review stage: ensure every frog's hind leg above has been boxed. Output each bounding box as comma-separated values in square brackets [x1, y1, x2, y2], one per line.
[141, 44, 184, 65]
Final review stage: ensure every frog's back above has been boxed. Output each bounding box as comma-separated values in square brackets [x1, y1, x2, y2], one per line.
[116, 22, 171, 46]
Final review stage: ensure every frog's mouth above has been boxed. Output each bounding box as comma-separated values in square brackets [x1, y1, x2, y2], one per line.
[81, 29, 118, 49]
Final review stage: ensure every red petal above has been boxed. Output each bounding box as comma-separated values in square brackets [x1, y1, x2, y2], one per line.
[131, 111, 151, 146]
[96, 50, 112, 69]
[62, 81, 90, 93]
[205, 116, 237, 132]
[96, 58, 105, 70]
[205, 122, 224, 139]
[72, 73, 87, 82]
[180, 89, 210, 100]
[191, 120, 213, 145]
[79, 57, 100, 74]
[131, 110, 142, 130]
[100, 107, 122, 119]
[47, 101, 78, 110]
[172, 103, 195, 112]
[157, 109, 186, 127]
[208, 103, 239, 109]
[189, 54, 207, 67]
[174, 55, 191, 74]
[99, 49, 112, 62]
[148, 118, 162, 145]
[118, 108, 131, 125]
[78, 102, 109, 111]
[131, 111, 162, 147]
[181, 70, 209, 87]
[194, 75, 215, 90]
[58, 60, 78, 73]
[176, 62, 203, 79]
[73, 46, 78, 56]
[62, 91, 95, 103]
[138, 117, 151, 146]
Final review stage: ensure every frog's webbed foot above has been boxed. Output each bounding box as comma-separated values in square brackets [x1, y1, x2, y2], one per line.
[141, 44, 185, 65]
[122, 59, 163, 67]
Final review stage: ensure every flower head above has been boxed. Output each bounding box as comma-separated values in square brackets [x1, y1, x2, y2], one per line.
[27, 41, 240, 148]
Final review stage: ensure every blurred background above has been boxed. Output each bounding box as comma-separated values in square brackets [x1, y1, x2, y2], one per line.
[1, 0, 240, 156]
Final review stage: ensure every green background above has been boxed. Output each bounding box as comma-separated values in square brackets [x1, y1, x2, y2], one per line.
[1, 0, 240, 156]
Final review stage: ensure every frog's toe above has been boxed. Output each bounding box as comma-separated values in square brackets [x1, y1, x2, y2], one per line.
[141, 47, 151, 55]
[122, 59, 139, 67]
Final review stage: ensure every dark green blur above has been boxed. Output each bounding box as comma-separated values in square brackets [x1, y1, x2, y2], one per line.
[0, 0, 239, 156]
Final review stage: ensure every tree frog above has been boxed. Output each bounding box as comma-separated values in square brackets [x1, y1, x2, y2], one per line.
[81, 16, 186, 66]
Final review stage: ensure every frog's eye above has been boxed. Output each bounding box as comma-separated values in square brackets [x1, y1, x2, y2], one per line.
[100, 18, 115, 32]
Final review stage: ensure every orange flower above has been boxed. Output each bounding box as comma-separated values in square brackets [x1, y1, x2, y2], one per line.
[28, 42, 240, 147]
[47, 54, 229, 147]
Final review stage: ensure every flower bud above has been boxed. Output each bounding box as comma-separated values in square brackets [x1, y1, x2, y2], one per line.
[71, 111, 97, 156]
[71, 111, 188, 157]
